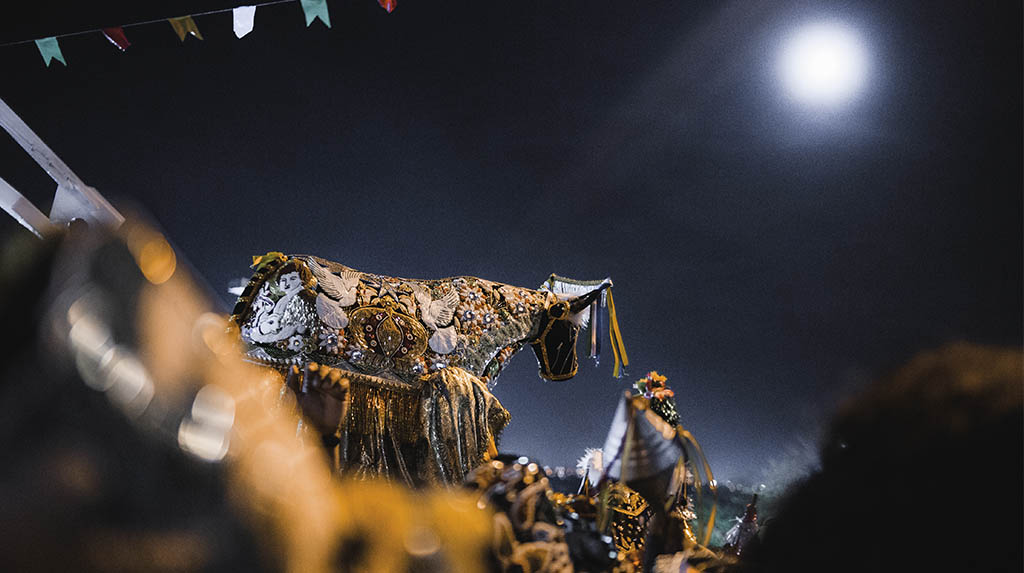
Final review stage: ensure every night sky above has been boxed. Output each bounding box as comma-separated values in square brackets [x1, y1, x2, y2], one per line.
[1, 1, 1020, 481]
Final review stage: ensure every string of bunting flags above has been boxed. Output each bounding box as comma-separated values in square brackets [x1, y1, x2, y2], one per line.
[20, 0, 398, 67]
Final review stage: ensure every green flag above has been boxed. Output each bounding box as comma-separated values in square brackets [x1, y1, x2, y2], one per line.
[300, 0, 331, 28]
[35, 37, 66, 67]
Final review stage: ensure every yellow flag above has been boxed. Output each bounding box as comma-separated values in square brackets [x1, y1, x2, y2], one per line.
[168, 16, 203, 42]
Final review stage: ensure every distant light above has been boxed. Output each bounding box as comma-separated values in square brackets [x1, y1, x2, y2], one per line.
[778, 22, 868, 107]
[227, 277, 248, 296]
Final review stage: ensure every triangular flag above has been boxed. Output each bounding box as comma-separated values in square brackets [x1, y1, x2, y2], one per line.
[300, 0, 331, 28]
[233, 6, 256, 38]
[34, 37, 66, 67]
[102, 27, 131, 51]
[379, 0, 396, 13]
[168, 16, 204, 41]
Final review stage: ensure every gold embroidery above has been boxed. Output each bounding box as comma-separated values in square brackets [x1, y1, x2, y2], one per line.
[347, 299, 428, 375]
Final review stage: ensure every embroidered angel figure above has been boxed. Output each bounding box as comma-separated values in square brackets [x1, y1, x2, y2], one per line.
[247, 270, 308, 343]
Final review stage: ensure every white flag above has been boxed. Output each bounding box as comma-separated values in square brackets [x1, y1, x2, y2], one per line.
[233, 6, 256, 38]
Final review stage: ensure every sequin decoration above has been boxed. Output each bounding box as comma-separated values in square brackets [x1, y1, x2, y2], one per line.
[231, 253, 610, 485]
[347, 300, 428, 375]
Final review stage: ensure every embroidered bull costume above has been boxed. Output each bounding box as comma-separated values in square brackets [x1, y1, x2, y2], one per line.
[230, 252, 627, 485]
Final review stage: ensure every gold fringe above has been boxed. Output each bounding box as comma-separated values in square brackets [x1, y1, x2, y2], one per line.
[343, 373, 422, 444]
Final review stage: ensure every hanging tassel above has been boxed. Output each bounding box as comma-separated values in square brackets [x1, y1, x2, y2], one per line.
[607, 288, 629, 378]
[609, 327, 621, 378]
[589, 299, 599, 364]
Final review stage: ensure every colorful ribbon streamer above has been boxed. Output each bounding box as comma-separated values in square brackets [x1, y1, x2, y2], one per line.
[300, 0, 331, 28]
[606, 288, 629, 378]
[168, 16, 204, 42]
[589, 297, 600, 363]
[34, 37, 66, 67]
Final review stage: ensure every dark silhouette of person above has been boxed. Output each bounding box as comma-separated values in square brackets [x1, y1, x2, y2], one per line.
[737, 343, 1022, 573]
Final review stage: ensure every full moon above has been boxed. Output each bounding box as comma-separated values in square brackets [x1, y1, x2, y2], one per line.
[778, 22, 869, 107]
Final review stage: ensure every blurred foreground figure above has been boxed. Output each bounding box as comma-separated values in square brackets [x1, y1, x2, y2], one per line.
[464, 454, 635, 573]
[0, 222, 493, 572]
[736, 343, 1023, 573]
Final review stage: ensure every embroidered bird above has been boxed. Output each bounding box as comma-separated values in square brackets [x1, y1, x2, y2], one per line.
[307, 258, 360, 307]
[307, 258, 361, 330]
[410, 283, 459, 354]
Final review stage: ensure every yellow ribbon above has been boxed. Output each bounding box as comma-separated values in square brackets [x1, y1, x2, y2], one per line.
[679, 427, 718, 546]
[606, 288, 629, 377]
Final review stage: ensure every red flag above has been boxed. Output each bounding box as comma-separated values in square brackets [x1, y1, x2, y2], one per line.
[379, 0, 396, 13]
[102, 27, 131, 51]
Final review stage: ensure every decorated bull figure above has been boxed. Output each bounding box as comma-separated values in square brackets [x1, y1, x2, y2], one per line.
[230, 252, 627, 485]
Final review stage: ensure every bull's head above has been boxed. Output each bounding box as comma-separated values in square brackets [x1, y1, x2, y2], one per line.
[530, 282, 610, 381]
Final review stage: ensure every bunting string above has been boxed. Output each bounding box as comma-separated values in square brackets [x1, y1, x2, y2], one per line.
[1, 0, 397, 64]
[0, 0, 295, 48]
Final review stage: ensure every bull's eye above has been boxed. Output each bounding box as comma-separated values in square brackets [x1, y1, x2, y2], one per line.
[547, 302, 569, 320]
